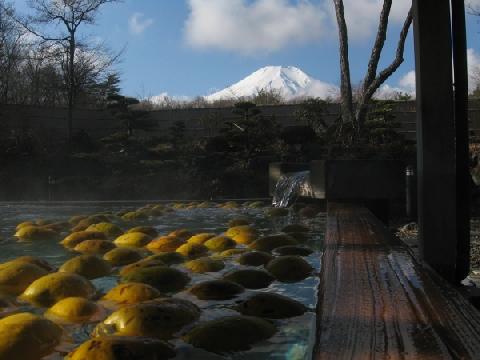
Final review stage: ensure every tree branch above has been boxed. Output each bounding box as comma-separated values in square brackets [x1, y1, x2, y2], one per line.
[361, 0, 392, 93]
[1, 3, 68, 43]
[10, 17, 68, 43]
[364, 7, 413, 102]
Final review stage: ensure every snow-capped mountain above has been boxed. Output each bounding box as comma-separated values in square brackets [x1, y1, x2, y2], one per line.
[205, 66, 339, 101]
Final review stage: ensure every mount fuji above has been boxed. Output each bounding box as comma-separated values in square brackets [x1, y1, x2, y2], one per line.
[205, 66, 339, 101]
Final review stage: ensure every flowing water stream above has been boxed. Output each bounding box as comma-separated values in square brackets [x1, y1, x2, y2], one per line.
[272, 172, 315, 208]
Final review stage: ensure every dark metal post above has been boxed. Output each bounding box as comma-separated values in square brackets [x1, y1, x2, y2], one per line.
[451, 0, 471, 282]
[413, 0, 458, 282]
[406, 165, 417, 220]
[48, 176, 56, 201]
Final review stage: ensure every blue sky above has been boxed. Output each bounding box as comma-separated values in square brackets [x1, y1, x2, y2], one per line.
[11, 0, 480, 99]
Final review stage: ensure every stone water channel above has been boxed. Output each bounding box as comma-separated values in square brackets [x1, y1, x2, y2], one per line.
[0, 201, 325, 359]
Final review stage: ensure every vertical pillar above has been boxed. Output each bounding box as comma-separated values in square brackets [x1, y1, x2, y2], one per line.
[451, 0, 471, 282]
[412, 0, 458, 282]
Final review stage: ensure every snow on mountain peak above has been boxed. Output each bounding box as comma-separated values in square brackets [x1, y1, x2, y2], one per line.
[205, 66, 338, 101]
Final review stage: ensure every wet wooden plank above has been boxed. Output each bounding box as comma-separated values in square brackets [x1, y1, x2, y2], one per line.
[314, 203, 480, 359]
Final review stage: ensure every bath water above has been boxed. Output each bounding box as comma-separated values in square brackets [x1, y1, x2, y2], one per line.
[0, 202, 325, 360]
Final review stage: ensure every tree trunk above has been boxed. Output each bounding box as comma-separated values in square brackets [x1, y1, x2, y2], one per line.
[333, 0, 355, 137]
[355, 0, 392, 132]
[68, 33, 75, 141]
[356, 7, 413, 130]
[127, 117, 132, 137]
[333, 0, 412, 145]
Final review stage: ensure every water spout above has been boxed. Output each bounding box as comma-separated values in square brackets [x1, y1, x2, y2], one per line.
[272, 171, 314, 208]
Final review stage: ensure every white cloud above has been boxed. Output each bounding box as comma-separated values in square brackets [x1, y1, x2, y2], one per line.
[148, 93, 192, 105]
[467, 0, 480, 10]
[374, 71, 415, 99]
[374, 84, 412, 99]
[468, 48, 480, 93]
[398, 70, 416, 92]
[325, 0, 411, 40]
[19, 32, 39, 45]
[185, 0, 326, 54]
[184, 0, 413, 53]
[375, 48, 480, 98]
[299, 79, 340, 99]
[129, 13, 154, 35]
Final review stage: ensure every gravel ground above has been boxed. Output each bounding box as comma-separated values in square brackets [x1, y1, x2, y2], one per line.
[394, 218, 480, 271]
[471, 219, 480, 270]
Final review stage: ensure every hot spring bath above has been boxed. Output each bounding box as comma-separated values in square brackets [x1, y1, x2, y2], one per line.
[0, 201, 325, 359]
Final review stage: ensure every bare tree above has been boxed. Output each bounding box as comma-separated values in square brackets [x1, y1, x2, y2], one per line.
[0, 1, 26, 104]
[13, 0, 120, 140]
[253, 88, 283, 105]
[333, 0, 413, 142]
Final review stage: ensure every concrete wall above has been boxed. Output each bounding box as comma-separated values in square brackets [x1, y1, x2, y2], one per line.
[2, 100, 480, 141]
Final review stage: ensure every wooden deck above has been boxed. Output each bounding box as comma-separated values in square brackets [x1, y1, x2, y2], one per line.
[314, 203, 480, 359]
